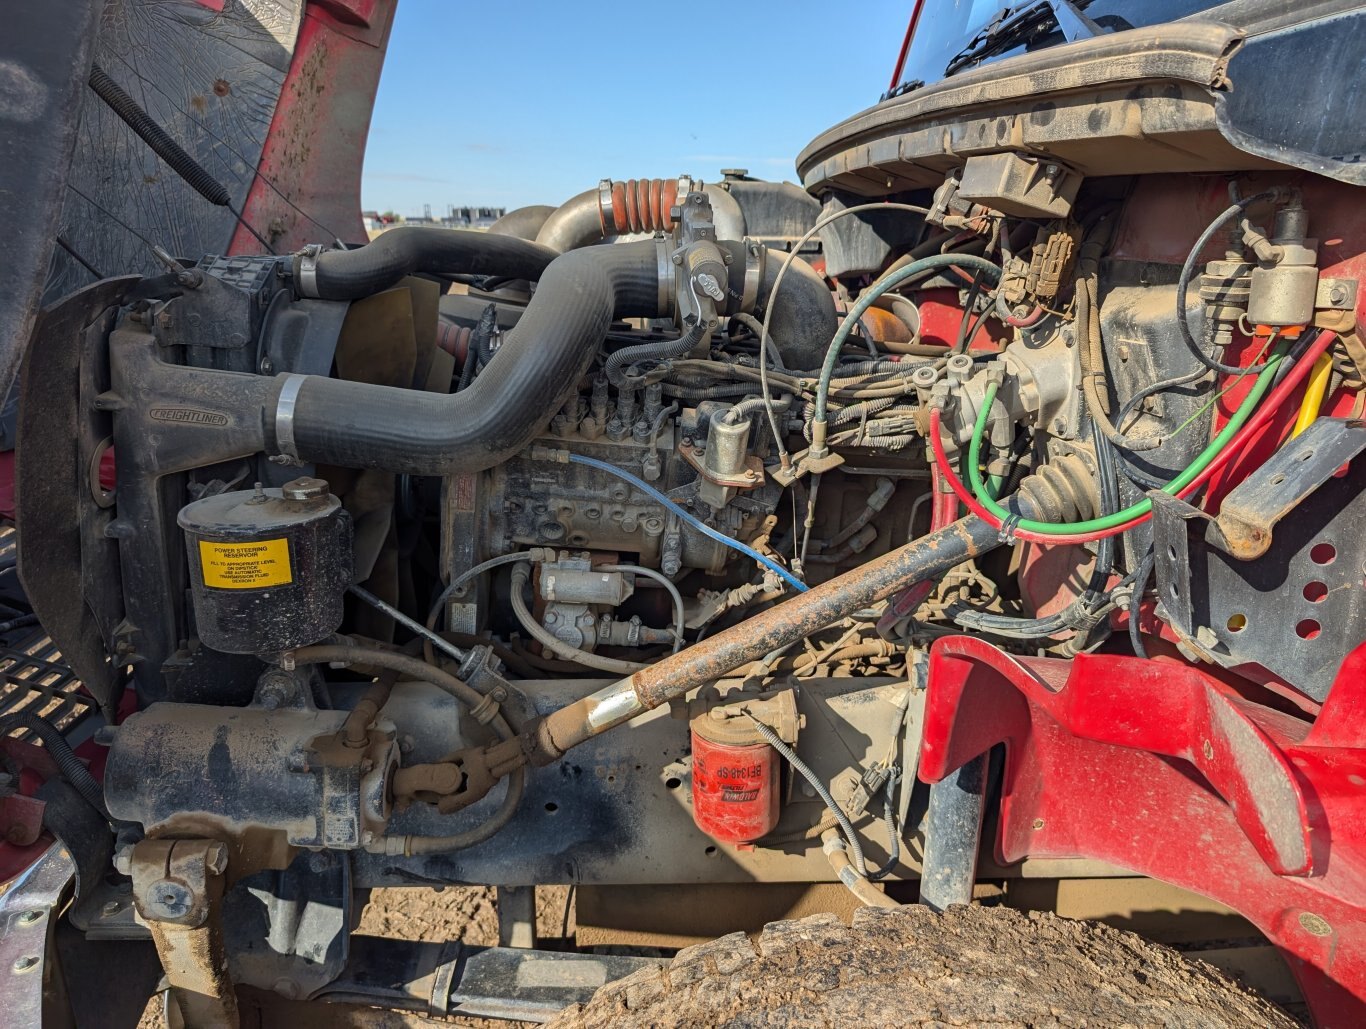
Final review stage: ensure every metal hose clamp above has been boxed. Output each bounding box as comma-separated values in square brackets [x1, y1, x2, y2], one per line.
[655, 234, 674, 315]
[741, 237, 765, 314]
[274, 373, 307, 461]
[296, 244, 324, 299]
[597, 178, 614, 236]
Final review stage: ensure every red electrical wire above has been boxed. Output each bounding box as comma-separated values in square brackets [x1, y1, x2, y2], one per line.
[927, 329, 1340, 545]
[1002, 304, 1045, 328]
[929, 462, 958, 532]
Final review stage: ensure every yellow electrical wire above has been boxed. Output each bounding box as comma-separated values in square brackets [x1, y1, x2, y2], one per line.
[1290, 353, 1334, 439]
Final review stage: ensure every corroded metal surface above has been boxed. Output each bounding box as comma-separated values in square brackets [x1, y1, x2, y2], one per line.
[532, 515, 999, 762]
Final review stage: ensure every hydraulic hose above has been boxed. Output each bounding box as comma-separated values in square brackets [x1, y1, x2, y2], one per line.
[529, 512, 1006, 762]
[951, 424, 1119, 641]
[929, 331, 1317, 546]
[293, 642, 529, 854]
[962, 338, 1290, 537]
[296, 227, 559, 301]
[1, 712, 108, 820]
[1291, 353, 1334, 438]
[390, 765, 527, 855]
[273, 240, 666, 475]
[290, 644, 514, 741]
[746, 713, 869, 876]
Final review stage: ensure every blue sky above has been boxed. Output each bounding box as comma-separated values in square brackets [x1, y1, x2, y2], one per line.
[360, 0, 909, 215]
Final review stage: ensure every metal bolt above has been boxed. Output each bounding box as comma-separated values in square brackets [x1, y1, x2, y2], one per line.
[672, 253, 683, 265]
[1031, 818, 1045, 830]
[1202, 739, 1215, 760]
[101, 901, 122, 918]
[1329, 284, 1348, 306]
[259, 356, 274, 375]
[149, 879, 193, 919]
[15, 910, 43, 926]
[12, 955, 38, 974]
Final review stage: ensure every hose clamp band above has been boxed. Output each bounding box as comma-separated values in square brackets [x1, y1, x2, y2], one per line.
[741, 237, 765, 315]
[655, 234, 673, 316]
[274, 373, 306, 461]
[297, 244, 324, 299]
[597, 178, 614, 236]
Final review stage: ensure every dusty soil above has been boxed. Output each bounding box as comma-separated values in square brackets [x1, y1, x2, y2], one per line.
[546, 904, 1298, 1029]
[137, 890, 1296, 1027]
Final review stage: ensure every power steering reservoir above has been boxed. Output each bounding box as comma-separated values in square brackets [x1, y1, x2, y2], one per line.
[177, 476, 352, 654]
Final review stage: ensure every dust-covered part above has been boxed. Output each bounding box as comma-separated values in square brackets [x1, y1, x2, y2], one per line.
[547, 906, 1297, 1029]
[9, 0, 1366, 1025]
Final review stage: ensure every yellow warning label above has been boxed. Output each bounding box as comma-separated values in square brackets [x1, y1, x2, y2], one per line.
[198, 538, 293, 589]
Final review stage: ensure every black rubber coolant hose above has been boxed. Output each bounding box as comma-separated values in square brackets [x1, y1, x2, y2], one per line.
[276, 240, 664, 474]
[299, 226, 560, 300]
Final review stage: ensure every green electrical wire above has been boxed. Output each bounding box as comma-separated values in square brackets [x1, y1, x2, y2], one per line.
[966, 341, 1290, 535]
[813, 253, 1003, 425]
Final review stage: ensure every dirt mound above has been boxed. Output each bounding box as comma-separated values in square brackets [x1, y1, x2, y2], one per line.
[546, 903, 1296, 1029]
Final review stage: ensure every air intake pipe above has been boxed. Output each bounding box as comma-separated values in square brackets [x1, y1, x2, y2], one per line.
[271, 240, 665, 475]
[485, 205, 557, 241]
[755, 249, 833, 371]
[535, 178, 746, 253]
[293, 226, 559, 300]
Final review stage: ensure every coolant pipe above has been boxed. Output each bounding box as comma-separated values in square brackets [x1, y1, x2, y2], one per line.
[529, 512, 1005, 762]
[269, 240, 667, 475]
[918, 753, 988, 911]
[295, 226, 559, 300]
